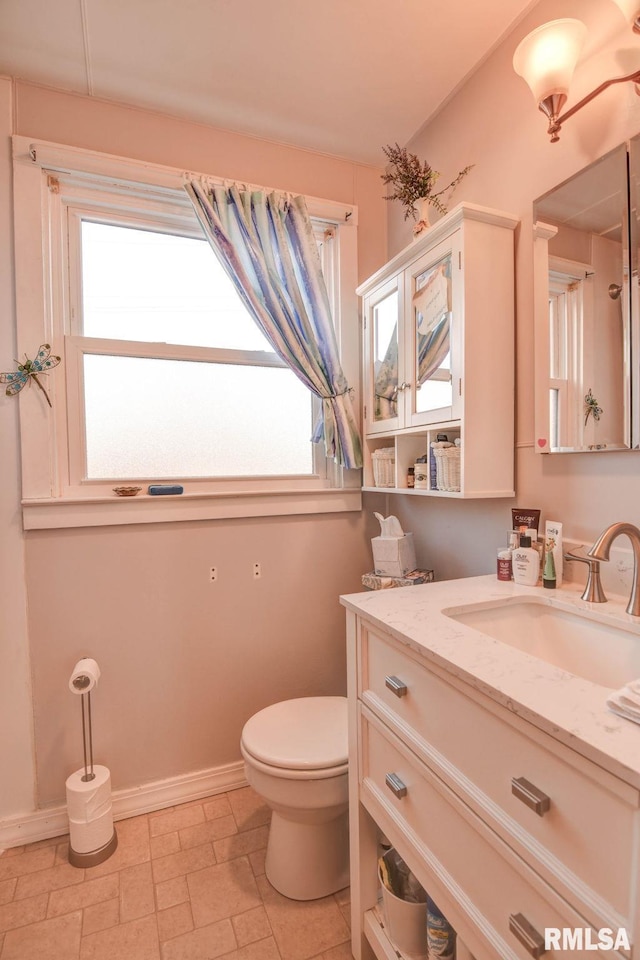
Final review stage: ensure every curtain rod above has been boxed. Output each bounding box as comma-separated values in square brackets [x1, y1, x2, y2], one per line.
[15, 136, 358, 225]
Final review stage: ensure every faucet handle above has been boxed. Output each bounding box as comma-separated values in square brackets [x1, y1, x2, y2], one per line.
[564, 552, 608, 603]
[563, 548, 589, 563]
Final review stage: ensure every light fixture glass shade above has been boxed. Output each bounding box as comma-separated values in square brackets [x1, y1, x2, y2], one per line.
[513, 19, 587, 104]
[610, 0, 640, 31]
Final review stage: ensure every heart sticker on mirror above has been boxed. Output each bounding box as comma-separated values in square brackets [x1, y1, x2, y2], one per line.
[537, 438, 547, 448]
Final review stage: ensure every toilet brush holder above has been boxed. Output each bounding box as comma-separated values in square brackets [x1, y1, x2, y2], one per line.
[67, 659, 117, 867]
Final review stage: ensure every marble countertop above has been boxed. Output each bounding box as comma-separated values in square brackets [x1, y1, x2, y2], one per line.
[341, 575, 640, 789]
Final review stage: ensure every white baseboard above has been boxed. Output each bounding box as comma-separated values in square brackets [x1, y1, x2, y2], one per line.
[0, 760, 247, 851]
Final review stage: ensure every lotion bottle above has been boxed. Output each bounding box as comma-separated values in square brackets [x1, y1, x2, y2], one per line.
[512, 535, 540, 586]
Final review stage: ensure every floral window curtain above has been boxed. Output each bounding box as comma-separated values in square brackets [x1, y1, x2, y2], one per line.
[415, 257, 451, 387]
[417, 314, 450, 385]
[374, 327, 398, 419]
[184, 180, 362, 469]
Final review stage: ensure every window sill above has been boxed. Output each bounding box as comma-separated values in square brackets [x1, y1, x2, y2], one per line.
[22, 487, 363, 530]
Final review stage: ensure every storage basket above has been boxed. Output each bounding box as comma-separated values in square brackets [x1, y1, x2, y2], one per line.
[430, 441, 461, 492]
[372, 447, 396, 488]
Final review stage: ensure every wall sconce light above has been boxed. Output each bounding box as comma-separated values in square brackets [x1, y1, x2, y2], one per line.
[513, 16, 640, 142]
[611, 0, 640, 33]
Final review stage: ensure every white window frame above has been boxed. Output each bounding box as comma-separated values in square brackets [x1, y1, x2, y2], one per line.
[548, 257, 590, 451]
[12, 136, 361, 528]
[63, 196, 327, 487]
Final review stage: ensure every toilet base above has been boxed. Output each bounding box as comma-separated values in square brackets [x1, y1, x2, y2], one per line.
[265, 808, 349, 901]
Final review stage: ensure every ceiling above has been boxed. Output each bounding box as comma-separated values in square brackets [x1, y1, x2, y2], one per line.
[535, 145, 627, 242]
[0, 0, 539, 166]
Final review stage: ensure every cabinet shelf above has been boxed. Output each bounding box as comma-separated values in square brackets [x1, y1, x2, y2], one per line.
[363, 906, 400, 960]
[363, 486, 464, 498]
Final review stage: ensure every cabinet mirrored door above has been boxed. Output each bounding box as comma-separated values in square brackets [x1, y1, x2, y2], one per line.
[366, 275, 402, 433]
[373, 291, 398, 422]
[414, 252, 453, 413]
[406, 236, 460, 427]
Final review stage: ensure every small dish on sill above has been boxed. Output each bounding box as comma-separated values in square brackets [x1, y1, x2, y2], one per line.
[113, 486, 142, 497]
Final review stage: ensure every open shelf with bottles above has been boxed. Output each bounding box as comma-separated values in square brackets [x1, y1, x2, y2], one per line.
[363, 421, 512, 499]
[364, 424, 458, 496]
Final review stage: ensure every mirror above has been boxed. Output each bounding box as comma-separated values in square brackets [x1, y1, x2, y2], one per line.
[534, 142, 637, 453]
[372, 287, 399, 422]
[413, 253, 453, 414]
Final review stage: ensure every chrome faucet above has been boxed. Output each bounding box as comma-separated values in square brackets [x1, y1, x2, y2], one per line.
[563, 551, 607, 604]
[588, 521, 640, 617]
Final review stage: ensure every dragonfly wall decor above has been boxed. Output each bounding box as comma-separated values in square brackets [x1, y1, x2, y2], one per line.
[0, 344, 61, 408]
[584, 387, 603, 426]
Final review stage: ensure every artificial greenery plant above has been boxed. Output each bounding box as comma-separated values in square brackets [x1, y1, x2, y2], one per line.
[381, 143, 473, 222]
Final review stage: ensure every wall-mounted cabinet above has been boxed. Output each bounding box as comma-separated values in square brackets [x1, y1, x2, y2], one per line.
[358, 203, 518, 498]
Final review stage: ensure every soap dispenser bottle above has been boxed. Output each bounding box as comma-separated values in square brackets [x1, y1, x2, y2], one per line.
[512, 535, 540, 586]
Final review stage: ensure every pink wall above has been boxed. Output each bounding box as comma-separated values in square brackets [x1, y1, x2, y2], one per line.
[11, 0, 640, 816]
[0, 77, 35, 820]
[15, 81, 387, 284]
[8, 80, 385, 808]
[372, 0, 640, 575]
[26, 515, 373, 803]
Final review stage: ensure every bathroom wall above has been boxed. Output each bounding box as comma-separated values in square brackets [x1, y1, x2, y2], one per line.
[25, 514, 373, 804]
[0, 77, 36, 819]
[2, 79, 385, 815]
[369, 0, 640, 577]
[6, 0, 640, 821]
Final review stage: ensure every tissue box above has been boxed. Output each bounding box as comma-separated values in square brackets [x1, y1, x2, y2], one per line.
[371, 533, 416, 577]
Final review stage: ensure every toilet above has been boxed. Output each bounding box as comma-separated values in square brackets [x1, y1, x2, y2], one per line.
[240, 696, 349, 901]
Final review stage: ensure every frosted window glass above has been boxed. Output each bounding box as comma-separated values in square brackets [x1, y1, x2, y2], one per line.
[550, 388, 560, 450]
[549, 292, 567, 380]
[81, 221, 271, 351]
[83, 355, 313, 478]
[416, 376, 452, 411]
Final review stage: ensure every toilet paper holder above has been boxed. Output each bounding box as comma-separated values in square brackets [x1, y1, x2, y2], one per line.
[79, 684, 95, 782]
[67, 658, 118, 867]
[69, 658, 101, 782]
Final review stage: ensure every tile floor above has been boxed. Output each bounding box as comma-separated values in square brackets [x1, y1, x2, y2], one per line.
[0, 786, 353, 960]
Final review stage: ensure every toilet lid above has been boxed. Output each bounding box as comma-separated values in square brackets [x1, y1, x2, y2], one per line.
[241, 697, 348, 771]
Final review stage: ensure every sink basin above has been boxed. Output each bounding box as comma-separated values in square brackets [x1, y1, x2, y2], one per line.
[444, 597, 640, 688]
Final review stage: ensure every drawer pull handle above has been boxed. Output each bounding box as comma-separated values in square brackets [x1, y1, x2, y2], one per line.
[511, 777, 551, 816]
[385, 773, 407, 799]
[385, 675, 408, 698]
[509, 913, 546, 957]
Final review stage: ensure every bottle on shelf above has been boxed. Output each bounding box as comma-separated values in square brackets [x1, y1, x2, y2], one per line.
[427, 896, 456, 958]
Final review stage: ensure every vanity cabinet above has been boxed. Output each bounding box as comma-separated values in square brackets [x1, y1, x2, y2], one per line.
[345, 610, 639, 959]
[358, 203, 518, 498]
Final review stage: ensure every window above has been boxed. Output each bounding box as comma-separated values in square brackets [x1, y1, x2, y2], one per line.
[72, 217, 318, 481]
[12, 138, 360, 526]
[548, 265, 587, 450]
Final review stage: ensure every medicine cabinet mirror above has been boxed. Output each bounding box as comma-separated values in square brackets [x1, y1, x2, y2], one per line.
[533, 138, 640, 453]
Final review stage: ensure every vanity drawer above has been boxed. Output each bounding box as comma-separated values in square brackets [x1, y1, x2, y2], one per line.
[361, 625, 639, 921]
[360, 708, 616, 960]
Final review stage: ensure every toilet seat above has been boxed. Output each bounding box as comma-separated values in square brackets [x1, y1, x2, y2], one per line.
[241, 747, 348, 780]
[241, 696, 348, 776]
